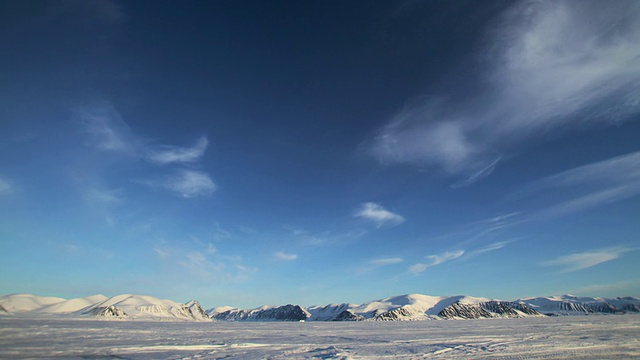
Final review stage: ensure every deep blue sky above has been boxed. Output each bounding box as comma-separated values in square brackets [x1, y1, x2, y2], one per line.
[1, 0, 639, 308]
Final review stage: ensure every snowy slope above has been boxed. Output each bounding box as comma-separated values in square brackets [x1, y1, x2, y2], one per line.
[344, 294, 544, 320]
[3, 292, 639, 321]
[306, 303, 362, 321]
[0, 293, 211, 321]
[211, 304, 310, 321]
[519, 294, 640, 315]
[353, 294, 449, 320]
[520, 294, 622, 315]
[81, 294, 212, 321]
[36, 294, 109, 314]
[0, 294, 66, 313]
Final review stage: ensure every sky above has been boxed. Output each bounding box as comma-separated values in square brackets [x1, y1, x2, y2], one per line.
[1, 0, 639, 309]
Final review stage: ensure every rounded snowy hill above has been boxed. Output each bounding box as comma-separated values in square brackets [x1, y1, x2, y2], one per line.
[82, 294, 211, 321]
[0, 294, 67, 313]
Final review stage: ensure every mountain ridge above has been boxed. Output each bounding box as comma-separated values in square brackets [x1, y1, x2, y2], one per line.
[1, 292, 638, 321]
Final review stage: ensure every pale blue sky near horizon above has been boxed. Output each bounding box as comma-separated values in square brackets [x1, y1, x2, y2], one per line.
[1, 0, 639, 309]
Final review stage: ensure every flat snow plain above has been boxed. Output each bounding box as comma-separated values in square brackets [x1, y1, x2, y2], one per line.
[1, 316, 639, 359]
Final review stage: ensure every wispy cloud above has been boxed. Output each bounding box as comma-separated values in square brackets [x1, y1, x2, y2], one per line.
[76, 102, 216, 198]
[154, 245, 255, 282]
[78, 103, 137, 155]
[78, 103, 210, 165]
[450, 156, 502, 189]
[164, 170, 216, 198]
[0, 176, 14, 195]
[469, 240, 515, 256]
[370, 257, 403, 266]
[354, 202, 405, 228]
[83, 188, 123, 205]
[368, 1, 640, 185]
[527, 152, 640, 191]
[542, 246, 634, 273]
[286, 226, 367, 247]
[146, 136, 208, 165]
[273, 251, 298, 261]
[409, 249, 465, 274]
[571, 280, 640, 296]
[522, 151, 640, 218]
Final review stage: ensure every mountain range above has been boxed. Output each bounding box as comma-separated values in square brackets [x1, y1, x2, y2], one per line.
[1, 293, 638, 322]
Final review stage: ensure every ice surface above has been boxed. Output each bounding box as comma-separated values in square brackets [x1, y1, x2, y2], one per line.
[1, 315, 638, 359]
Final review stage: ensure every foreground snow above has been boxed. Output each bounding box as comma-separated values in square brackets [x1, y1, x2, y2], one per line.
[1, 315, 638, 359]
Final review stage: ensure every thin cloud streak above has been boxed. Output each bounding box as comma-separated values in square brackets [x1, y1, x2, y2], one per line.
[273, 251, 298, 261]
[354, 202, 405, 228]
[369, 258, 403, 266]
[451, 156, 502, 189]
[155, 245, 255, 282]
[78, 103, 210, 166]
[409, 249, 464, 274]
[526, 151, 640, 191]
[521, 151, 640, 219]
[165, 170, 216, 198]
[76, 102, 215, 198]
[147, 136, 209, 165]
[0, 176, 13, 195]
[369, 1, 640, 184]
[470, 240, 515, 256]
[542, 247, 634, 273]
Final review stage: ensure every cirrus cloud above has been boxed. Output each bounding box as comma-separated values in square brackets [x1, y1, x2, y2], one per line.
[369, 0, 640, 186]
[409, 249, 465, 274]
[273, 251, 298, 261]
[354, 202, 405, 228]
[542, 246, 634, 273]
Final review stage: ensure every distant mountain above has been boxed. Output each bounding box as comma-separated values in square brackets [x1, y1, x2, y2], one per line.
[1, 292, 639, 322]
[0, 294, 67, 313]
[80, 294, 211, 321]
[518, 294, 640, 316]
[0, 293, 211, 321]
[211, 304, 310, 321]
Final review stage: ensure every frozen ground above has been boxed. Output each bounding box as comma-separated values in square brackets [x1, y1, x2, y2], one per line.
[1, 316, 639, 359]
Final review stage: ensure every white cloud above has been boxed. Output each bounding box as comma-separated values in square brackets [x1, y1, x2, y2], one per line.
[450, 156, 502, 189]
[408, 263, 428, 275]
[522, 151, 640, 218]
[155, 246, 255, 282]
[426, 249, 465, 266]
[369, 1, 640, 184]
[472, 240, 513, 254]
[571, 280, 640, 296]
[165, 170, 216, 198]
[78, 103, 137, 154]
[76, 102, 216, 198]
[206, 243, 217, 255]
[273, 251, 298, 261]
[369, 257, 403, 266]
[146, 136, 208, 165]
[529, 151, 640, 191]
[0, 176, 13, 195]
[409, 249, 465, 274]
[354, 202, 405, 227]
[84, 188, 123, 205]
[542, 247, 633, 273]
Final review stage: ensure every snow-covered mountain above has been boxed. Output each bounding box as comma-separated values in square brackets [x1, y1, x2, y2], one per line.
[211, 304, 310, 321]
[0, 294, 68, 313]
[314, 294, 545, 321]
[518, 294, 640, 316]
[0, 293, 211, 321]
[2, 292, 638, 322]
[210, 294, 546, 321]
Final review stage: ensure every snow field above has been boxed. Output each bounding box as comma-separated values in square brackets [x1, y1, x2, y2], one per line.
[1, 315, 639, 359]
